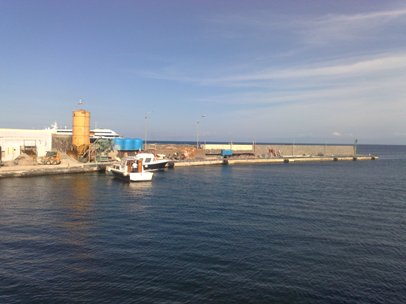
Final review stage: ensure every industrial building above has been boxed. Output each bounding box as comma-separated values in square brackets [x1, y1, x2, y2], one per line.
[0, 109, 91, 163]
[0, 109, 106, 164]
[0, 128, 53, 162]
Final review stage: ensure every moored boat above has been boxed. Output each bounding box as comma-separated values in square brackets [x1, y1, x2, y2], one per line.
[109, 157, 153, 182]
[134, 153, 169, 171]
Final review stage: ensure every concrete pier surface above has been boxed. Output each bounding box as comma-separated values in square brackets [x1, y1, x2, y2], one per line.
[173, 155, 377, 167]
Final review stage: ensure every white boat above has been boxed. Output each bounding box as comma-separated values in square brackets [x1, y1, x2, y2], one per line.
[135, 153, 169, 171]
[109, 157, 153, 182]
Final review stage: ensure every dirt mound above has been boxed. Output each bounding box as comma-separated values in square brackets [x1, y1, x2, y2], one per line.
[152, 145, 198, 160]
[13, 153, 37, 166]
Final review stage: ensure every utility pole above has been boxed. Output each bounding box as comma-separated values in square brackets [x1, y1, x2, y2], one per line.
[144, 112, 151, 151]
[196, 115, 206, 149]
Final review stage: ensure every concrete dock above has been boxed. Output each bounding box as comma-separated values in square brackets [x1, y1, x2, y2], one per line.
[0, 162, 111, 178]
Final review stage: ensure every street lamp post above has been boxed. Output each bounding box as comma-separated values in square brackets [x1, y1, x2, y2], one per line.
[144, 112, 151, 151]
[196, 115, 206, 149]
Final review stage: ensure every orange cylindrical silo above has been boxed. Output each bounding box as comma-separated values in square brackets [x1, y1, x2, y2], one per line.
[72, 109, 90, 147]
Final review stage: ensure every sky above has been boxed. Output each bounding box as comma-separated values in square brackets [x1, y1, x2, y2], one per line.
[1, 0, 406, 144]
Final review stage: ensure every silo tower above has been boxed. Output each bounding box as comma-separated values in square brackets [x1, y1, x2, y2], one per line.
[72, 109, 91, 157]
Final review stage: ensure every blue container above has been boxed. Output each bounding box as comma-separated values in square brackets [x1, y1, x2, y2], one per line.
[130, 138, 137, 150]
[123, 138, 134, 151]
[133, 138, 144, 151]
[221, 149, 233, 157]
[113, 138, 124, 151]
[113, 137, 142, 151]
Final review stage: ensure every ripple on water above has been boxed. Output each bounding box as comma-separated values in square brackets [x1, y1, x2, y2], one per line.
[1, 152, 406, 303]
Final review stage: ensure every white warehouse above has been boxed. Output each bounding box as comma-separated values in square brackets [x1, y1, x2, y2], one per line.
[0, 129, 53, 162]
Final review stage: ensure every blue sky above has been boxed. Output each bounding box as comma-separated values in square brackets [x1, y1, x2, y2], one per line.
[1, 0, 406, 144]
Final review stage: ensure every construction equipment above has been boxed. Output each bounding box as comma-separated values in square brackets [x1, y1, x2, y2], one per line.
[40, 151, 61, 165]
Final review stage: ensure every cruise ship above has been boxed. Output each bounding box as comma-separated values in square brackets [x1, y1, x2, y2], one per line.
[48, 123, 120, 139]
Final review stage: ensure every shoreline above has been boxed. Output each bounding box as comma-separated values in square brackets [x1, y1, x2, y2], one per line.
[0, 162, 109, 178]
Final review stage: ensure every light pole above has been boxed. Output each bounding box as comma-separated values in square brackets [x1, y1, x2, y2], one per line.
[144, 112, 151, 151]
[196, 115, 206, 149]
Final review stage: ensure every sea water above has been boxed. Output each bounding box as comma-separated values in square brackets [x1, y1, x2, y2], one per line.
[1, 145, 405, 303]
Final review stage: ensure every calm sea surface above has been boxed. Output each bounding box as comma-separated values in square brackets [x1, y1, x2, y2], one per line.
[1, 145, 405, 303]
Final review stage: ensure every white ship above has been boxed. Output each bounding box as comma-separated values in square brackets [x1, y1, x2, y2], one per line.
[90, 128, 121, 139]
[48, 123, 120, 139]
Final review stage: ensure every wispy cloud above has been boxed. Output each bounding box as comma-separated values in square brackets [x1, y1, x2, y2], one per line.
[138, 52, 406, 88]
[135, 5, 406, 89]
[204, 6, 406, 45]
[330, 7, 406, 22]
[198, 75, 406, 116]
[300, 7, 406, 44]
[132, 6, 406, 143]
[206, 53, 406, 85]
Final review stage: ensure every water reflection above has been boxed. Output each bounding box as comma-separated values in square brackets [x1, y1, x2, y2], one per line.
[61, 175, 96, 226]
[109, 176, 154, 197]
[57, 175, 98, 275]
[118, 181, 153, 212]
[128, 181, 153, 191]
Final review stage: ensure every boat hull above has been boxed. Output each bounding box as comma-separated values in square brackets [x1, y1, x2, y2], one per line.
[129, 171, 153, 182]
[143, 160, 169, 171]
[110, 168, 153, 182]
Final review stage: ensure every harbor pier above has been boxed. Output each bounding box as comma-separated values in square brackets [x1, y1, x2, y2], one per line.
[173, 155, 377, 167]
[0, 161, 112, 178]
[0, 142, 378, 178]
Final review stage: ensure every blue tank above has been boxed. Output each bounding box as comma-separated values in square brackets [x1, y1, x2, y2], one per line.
[133, 138, 144, 151]
[113, 138, 124, 151]
[123, 138, 134, 151]
[113, 137, 142, 151]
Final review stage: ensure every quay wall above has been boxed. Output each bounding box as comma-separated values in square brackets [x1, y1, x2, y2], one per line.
[254, 144, 355, 157]
[174, 155, 377, 167]
[0, 163, 106, 178]
[201, 144, 355, 157]
[203, 144, 254, 151]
